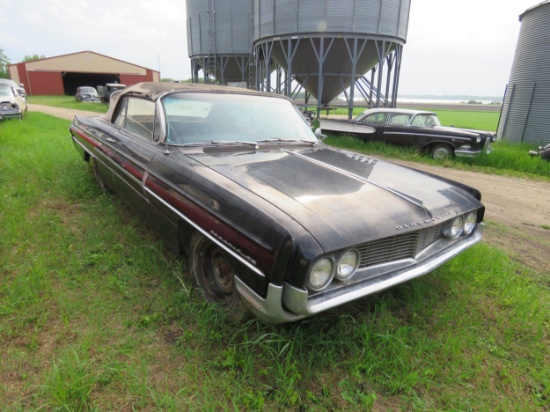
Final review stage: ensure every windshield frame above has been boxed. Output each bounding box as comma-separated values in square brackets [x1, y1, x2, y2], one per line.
[159, 91, 318, 146]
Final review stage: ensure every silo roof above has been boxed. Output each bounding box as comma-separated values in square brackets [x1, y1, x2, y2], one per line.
[519, 0, 550, 21]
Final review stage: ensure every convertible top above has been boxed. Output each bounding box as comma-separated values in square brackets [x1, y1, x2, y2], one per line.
[102, 82, 283, 123]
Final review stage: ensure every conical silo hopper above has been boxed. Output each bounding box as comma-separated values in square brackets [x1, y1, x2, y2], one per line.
[253, 0, 410, 105]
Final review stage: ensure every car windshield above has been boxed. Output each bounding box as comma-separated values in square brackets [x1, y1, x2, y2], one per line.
[0, 84, 14, 96]
[162, 92, 317, 145]
[79, 87, 97, 94]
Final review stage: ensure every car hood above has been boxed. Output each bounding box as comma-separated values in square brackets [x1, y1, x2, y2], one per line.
[0, 93, 16, 101]
[183, 145, 482, 252]
[430, 125, 486, 138]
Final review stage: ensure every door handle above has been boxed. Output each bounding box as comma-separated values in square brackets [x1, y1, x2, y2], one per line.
[106, 137, 117, 143]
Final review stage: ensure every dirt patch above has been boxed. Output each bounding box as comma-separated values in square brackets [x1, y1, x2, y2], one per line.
[385, 159, 550, 273]
[28, 104, 102, 121]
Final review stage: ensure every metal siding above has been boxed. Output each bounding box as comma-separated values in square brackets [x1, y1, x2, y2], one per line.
[295, 1, 320, 33]
[24, 51, 147, 75]
[523, 82, 550, 145]
[28, 71, 64, 95]
[17, 63, 27, 86]
[505, 83, 533, 143]
[498, 3, 550, 144]
[254, 0, 409, 40]
[276, 0, 298, 34]
[187, 0, 252, 56]
[120, 73, 153, 86]
[354, 1, 382, 33]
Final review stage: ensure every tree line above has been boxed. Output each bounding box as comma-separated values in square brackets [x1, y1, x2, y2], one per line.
[0, 48, 45, 78]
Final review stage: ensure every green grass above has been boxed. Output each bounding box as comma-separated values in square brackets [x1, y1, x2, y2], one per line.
[324, 136, 550, 181]
[1, 113, 548, 410]
[430, 109, 500, 132]
[27, 95, 108, 113]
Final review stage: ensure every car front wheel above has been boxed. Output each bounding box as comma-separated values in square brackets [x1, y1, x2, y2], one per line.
[431, 144, 453, 159]
[189, 232, 249, 321]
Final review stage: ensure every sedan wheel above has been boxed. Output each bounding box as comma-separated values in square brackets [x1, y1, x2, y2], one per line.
[189, 233, 249, 321]
[431, 144, 453, 160]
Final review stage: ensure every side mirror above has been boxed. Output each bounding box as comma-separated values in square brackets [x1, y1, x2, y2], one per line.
[314, 128, 327, 141]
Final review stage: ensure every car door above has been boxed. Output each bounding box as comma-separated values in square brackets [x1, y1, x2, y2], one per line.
[382, 113, 417, 148]
[99, 96, 163, 223]
[357, 112, 387, 141]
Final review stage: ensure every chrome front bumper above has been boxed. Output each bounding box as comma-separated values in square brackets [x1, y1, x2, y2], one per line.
[236, 225, 484, 324]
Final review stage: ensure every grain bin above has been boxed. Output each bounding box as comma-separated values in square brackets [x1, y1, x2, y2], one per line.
[497, 1, 550, 145]
[186, 0, 254, 86]
[252, 0, 411, 109]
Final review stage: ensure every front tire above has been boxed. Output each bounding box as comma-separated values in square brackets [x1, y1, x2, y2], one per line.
[189, 232, 249, 321]
[431, 144, 453, 159]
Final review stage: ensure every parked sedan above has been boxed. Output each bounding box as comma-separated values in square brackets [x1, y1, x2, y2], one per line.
[75, 86, 100, 102]
[70, 82, 485, 323]
[320, 108, 494, 159]
[0, 83, 27, 121]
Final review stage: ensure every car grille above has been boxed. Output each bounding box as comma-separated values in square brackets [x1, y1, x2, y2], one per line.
[356, 224, 443, 268]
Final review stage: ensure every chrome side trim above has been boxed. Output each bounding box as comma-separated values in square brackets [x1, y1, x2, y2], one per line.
[283, 226, 484, 316]
[145, 186, 266, 279]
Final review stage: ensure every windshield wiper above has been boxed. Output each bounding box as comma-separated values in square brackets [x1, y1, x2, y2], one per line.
[257, 138, 316, 146]
[181, 140, 258, 148]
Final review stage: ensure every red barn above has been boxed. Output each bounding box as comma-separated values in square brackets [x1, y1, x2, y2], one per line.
[8, 51, 160, 96]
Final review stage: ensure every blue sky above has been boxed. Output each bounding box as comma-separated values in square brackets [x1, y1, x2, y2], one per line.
[0, 0, 539, 96]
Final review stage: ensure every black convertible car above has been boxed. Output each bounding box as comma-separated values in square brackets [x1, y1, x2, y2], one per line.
[320, 108, 494, 159]
[70, 83, 485, 323]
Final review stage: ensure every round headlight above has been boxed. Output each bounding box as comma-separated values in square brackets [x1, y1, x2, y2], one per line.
[308, 258, 334, 291]
[443, 216, 464, 239]
[463, 211, 477, 235]
[336, 249, 359, 281]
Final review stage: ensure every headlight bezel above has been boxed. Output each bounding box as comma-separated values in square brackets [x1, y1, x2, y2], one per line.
[307, 257, 335, 291]
[442, 215, 464, 239]
[335, 249, 359, 282]
[463, 211, 477, 235]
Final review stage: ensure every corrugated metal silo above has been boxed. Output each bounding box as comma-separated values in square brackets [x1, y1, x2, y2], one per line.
[253, 0, 411, 111]
[186, 0, 254, 86]
[497, 1, 550, 145]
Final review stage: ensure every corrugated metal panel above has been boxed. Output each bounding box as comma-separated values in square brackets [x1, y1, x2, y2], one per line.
[253, 0, 409, 40]
[120, 73, 152, 86]
[523, 82, 550, 145]
[498, 3, 550, 144]
[28, 71, 63, 95]
[499, 83, 534, 143]
[23, 51, 146, 75]
[186, 0, 252, 56]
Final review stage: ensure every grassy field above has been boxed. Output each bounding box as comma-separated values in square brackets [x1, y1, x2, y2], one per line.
[0, 113, 548, 410]
[27, 95, 108, 113]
